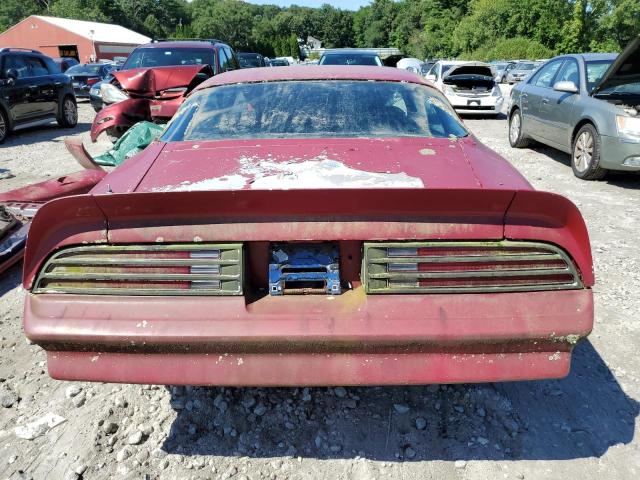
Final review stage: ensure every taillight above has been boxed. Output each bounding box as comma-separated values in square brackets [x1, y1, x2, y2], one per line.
[87, 78, 100, 85]
[33, 244, 242, 295]
[363, 241, 582, 294]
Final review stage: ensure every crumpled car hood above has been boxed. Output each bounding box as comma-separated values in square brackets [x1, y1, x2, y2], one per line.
[113, 65, 210, 95]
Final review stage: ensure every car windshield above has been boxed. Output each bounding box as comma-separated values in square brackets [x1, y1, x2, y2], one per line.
[586, 60, 615, 92]
[66, 64, 102, 75]
[162, 80, 468, 142]
[515, 63, 536, 70]
[320, 54, 382, 66]
[122, 48, 214, 69]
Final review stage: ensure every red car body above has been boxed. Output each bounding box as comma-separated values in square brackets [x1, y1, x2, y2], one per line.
[23, 67, 594, 386]
[90, 64, 211, 142]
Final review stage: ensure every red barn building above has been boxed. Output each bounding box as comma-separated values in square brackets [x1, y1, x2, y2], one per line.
[0, 15, 150, 63]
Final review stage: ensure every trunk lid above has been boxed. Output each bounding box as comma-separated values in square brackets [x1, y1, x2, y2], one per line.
[444, 62, 494, 80]
[134, 137, 485, 193]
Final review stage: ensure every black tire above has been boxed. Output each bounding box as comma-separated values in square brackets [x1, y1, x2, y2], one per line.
[571, 123, 607, 180]
[57, 95, 78, 128]
[0, 108, 8, 144]
[508, 109, 530, 148]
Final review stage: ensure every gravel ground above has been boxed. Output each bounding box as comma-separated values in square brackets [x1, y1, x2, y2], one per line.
[0, 96, 639, 480]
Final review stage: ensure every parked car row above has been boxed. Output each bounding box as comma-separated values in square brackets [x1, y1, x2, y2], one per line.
[508, 36, 640, 180]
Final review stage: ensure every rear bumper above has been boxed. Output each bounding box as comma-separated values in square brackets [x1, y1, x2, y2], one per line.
[449, 95, 503, 115]
[25, 288, 593, 386]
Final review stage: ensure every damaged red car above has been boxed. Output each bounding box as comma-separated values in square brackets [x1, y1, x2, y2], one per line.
[23, 66, 594, 386]
[91, 40, 239, 141]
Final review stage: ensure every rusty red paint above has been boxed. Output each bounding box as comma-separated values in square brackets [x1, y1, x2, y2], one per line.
[195, 65, 428, 92]
[0, 170, 105, 203]
[25, 289, 591, 385]
[22, 67, 595, 385]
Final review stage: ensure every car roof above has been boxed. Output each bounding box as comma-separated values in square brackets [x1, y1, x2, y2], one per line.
[195, 65, 427, 91]
[576, 53, 618, 61]
[322, 49, 379, 56]
[137, 41, 219, 49]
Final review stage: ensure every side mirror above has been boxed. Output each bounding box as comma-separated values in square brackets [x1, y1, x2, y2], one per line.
[5, 68, 18, 84]
[425, 74, 436, 81]
[553, 80, 578, 94]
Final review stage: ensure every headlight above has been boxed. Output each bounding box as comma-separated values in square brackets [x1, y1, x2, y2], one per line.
[100, 83, 129, 104]
[616, 115, 640, 139]
[443, 85, 455, 96]
[492, 85, 502, 97]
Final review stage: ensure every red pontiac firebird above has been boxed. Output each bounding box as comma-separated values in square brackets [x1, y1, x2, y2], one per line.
[23, 66, 594, 386]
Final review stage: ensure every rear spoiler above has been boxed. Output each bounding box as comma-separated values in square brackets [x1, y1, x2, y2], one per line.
[22, 188, 593, 289]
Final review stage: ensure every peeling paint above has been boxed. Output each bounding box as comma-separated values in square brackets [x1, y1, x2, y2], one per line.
[548, 351, 562, 361]
[155, 155, 424, 192]
[155, 174, 248, 192]
[419, 148, 436, 156]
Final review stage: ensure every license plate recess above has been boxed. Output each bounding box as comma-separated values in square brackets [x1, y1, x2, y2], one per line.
[269, 243, 341, 296]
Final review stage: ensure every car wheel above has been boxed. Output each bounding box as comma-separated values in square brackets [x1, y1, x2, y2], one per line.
[0, 108, 8, 143]
[57, 96, 78, 128]
[508, 109, 530, 148]
[572, 124, 607, 180]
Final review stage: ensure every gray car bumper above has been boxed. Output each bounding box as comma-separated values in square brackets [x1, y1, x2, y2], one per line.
[600, 135, 640, 171]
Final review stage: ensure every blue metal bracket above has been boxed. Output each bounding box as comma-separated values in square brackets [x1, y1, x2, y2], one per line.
[269, 243, 341, 296]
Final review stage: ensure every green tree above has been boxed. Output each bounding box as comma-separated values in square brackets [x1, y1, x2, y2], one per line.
[0, 0, 45, 32]
[190, 0, 255, 49]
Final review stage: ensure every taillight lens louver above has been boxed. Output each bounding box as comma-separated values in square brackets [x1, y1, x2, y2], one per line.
[33, 244, 243, 295]
[363, 241, 582, 294]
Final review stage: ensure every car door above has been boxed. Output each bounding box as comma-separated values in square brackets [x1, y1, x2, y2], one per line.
[542, 58, 581, 149]
[1, 54, 33, 122]
[24, 55, 57, 117]
[521, 59, 563, 142]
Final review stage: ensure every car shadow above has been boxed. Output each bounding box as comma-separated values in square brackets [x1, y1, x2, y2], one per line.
[524, 144, 640, 189]
[2, 122, 92, 147]
[161, 340, 638, 461]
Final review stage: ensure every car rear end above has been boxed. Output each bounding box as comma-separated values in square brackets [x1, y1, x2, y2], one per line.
[22, 187, 593, 386]
[66, 65, 107, 98]
[442, 64, 504, 115]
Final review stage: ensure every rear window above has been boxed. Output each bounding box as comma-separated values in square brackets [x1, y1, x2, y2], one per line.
[515, 63, 536, 70]
[162, 80, 468, 142]
[238, 54, 264, 68]
[122, 48, 214, 69]
[320, 54, 382, 66]
[66, 64, 102, 75]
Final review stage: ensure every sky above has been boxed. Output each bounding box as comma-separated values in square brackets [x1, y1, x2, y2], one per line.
[246, 1, 372, 10]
